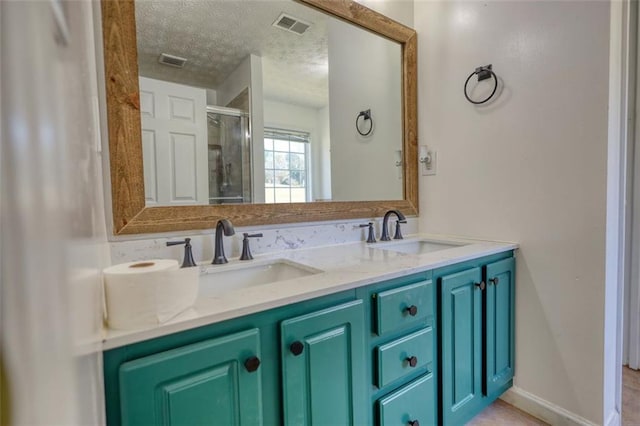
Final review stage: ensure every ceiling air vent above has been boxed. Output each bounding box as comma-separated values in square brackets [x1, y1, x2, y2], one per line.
[158, 53, 187, 68]
[272, 13, 311, 35]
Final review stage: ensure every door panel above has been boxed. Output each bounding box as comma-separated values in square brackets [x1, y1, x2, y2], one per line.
[308, 325, 351, 423]
[141, 130, 158, 204]
[281, 300, 366, 425]
[485, 257, 515, 396]
[139, 76, 208, 205]
[441, 267, 483, 425]
[163, 364, 238, 425]
[119, 328, 262, 426]
[170, 132, 198, 201]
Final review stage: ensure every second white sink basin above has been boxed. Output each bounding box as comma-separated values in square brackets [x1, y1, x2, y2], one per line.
[199, 259, 323, 297]
[374, 239, 465, 255]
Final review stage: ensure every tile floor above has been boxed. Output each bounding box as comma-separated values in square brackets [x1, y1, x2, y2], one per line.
[467, 399, 548, 426]
[623, 366, 640, 426]
[466, 367, 640, 426]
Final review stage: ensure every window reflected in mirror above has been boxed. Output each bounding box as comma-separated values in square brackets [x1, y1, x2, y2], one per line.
[264, 129, 311, 204]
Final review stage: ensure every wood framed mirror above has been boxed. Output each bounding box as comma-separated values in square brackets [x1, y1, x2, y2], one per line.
[101, 0, 417, 235]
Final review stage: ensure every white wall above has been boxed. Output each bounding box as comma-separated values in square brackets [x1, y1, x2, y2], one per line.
[217, 55, 252, 107]
[263, 99, 330, 201]
[328, 17, 403, 201]
[415, 1, 610, 424]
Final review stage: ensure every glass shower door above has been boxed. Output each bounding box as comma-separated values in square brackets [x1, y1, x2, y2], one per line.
[206, 106, 251, 204]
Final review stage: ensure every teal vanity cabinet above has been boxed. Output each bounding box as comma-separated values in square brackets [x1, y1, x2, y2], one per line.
[104, 251, 515, 426]
[436, 254, 515, 425]
[103, 290, 360, 426]
[281, 300, 367, 425]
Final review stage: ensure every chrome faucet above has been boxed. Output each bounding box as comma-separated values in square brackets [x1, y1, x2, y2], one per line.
[380, 210, 407, 241]
[212, 219, 235, 264]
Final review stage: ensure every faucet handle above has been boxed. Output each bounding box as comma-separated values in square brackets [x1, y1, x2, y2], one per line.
[394, 220, 407, 240]
[359, 222, 377, 243]
[240, 233, 263, 261]
[166, 238, 197, 268]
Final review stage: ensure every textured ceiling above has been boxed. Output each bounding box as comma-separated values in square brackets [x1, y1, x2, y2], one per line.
[135, 0, 329, 108]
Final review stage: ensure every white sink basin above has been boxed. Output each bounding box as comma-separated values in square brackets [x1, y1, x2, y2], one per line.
[374, 239, 465, 255]
[199, 259, 323, 296]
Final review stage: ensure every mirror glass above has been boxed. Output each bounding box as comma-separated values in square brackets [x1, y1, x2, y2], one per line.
[135, 0, 403, 207]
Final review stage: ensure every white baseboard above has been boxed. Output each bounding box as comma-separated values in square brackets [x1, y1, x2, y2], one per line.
[500, 386, 599, 426]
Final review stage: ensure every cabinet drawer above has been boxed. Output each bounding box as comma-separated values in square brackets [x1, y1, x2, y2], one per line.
[378, 373, 435, 426]
[374, 280, 432, 335]
[376, 327, 433, 388]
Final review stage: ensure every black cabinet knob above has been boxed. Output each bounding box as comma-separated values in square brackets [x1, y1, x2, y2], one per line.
[290, 341, 304, 356]
[405, 305, 418, 316]
[489, 277, 499, 286]
[406, 356, 418, 367]
[244, 356, 261, 372]
[408, 420, 420, 426]
[475, 281, 486, 291]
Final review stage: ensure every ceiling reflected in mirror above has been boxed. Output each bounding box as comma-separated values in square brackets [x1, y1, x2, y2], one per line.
[135, 1, 329, 108]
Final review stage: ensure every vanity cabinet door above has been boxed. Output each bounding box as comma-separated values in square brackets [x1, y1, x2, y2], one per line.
[440, 267, 483, 425]
[485, 257, 515, 396]
[119, 329, 262, 426]
[281, 300, 367, 426]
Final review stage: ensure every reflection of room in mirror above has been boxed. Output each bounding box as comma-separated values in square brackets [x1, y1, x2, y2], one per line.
[134, 0, 403, 206]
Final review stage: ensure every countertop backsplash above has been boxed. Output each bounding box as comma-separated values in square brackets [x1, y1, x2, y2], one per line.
[110, 217, 420, 265]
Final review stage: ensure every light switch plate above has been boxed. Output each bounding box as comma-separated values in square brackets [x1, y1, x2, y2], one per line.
[420, 146, 437, 176]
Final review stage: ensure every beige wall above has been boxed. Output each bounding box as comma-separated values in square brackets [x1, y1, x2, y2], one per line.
[415, 1, 610, 423]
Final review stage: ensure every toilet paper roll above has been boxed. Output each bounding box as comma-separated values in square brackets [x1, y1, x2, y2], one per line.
[104, 259, 200, 330]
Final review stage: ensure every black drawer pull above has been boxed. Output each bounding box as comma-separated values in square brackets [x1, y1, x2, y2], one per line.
[475, 281, 486, 291]
[489, 277, 499, 286]
[404, 305, 418, 316]
[408, 420, 420, 426]
[405, 356, 418, 367]
[290, 341, 304, 356]
[244, 356, 261, 372]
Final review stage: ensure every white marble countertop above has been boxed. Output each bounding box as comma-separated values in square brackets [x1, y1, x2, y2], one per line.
[102, 234, 518, 350]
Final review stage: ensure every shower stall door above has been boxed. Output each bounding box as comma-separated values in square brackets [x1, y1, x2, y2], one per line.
[206, 106, 252, 204]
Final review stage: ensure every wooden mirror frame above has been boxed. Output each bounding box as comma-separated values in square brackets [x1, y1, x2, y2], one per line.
[101, 0, 417, 235]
